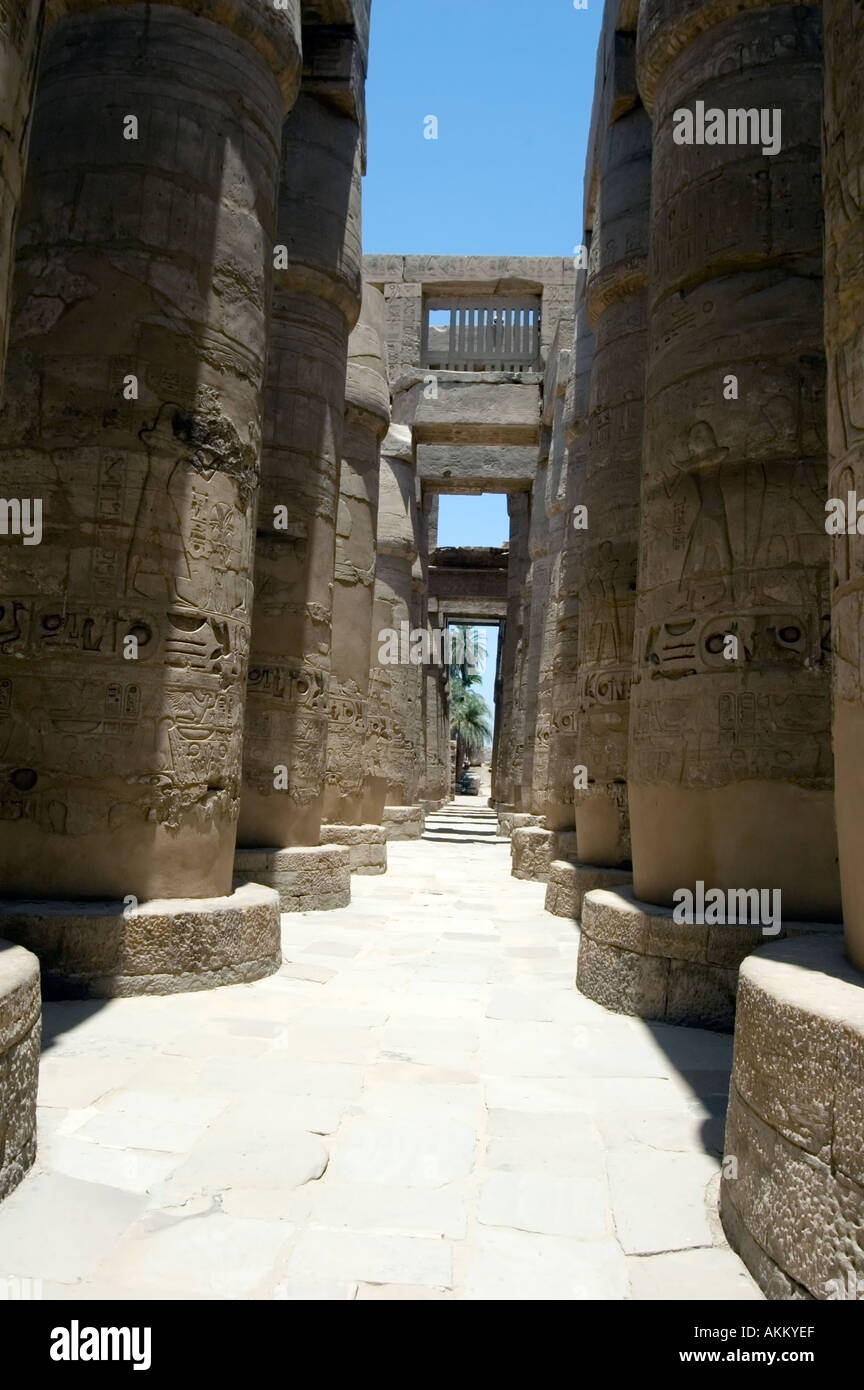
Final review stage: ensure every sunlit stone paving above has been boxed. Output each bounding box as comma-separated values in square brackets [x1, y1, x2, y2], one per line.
[0, 806, 761, 1301]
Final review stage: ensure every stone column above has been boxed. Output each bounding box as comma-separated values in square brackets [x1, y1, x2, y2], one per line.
[421, 602, 450, 810]
[517, 458, 550, 811]
[825, 0, 864, 970]
[0, 0, 44, 390]
[543, 298, 631, 913]
[545, 300, 591, 833]
[418, 494, 449, 812]
[628, 0, 839, 923]
[718, 0, 864, 1307]
[366, 422, 425, 840]
[0, 0, 46, 1194]
[320, 283, 390, 876]
[510, 346, 586, 882]
[492, 491, 530, 814]
[532, 340, 572, 815]
[235, 89, 363, 911]
[577, 0, 839, 1028]
[0, 0, 301, 995]
[576, 103, 651, 870]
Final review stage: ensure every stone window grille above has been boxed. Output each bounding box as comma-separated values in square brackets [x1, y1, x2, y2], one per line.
[422, 297, 541, 371]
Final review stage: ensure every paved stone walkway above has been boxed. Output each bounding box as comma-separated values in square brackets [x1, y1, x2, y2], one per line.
[0, 802, 762, 1300]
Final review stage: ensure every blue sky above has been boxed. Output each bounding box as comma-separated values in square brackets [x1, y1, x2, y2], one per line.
[364, 0, 603, 732]
[364, 0, 603, 255]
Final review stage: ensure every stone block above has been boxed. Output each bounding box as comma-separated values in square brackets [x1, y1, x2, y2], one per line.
[0, 885, 281, 998]
[720, 935, 864, 1299]
[544, 862, 633, 920]
[576, 937, 670, 1019]
[417, 443, 537, 493]
[497, 811, 541, 838]
[381, 806, 424, 840]
[578, 888, 839, 1031]
[511, 828, 578, 882]
[320, 824, 387, 875]
[234, 847, 350, 911]
[664, 960, 740, 1033]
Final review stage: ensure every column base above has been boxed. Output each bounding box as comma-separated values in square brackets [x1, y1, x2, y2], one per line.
[320, 825, 387, 875]
[0, 943, 40, 1202]
[511, 827, 578, 882]
[544, 860, 633, 919]
[234, 846, 351, 911]
[720, 935, 864, 1300]
[497, 810, 543, 839]
[382, 806, 425, 840]
[0, 884, 280, 1000]
[577, 886, 841, 1032]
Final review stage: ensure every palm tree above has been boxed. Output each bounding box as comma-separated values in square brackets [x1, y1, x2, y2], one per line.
[449, 624, 486, 687]
[450, 674, 493, 788]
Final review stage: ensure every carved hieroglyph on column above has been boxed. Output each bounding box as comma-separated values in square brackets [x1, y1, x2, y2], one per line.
[629, 0, 840, 921]
[366, 422, 425, 837]
[577, 104, 651, 868]
[320, 282, 390, 875]
[0, 1, 300, 896]
[0, 0, 301, 991]
[825, 0, 864, 968]
[238, 92, 362, 873]
[0, 0, 44, 388]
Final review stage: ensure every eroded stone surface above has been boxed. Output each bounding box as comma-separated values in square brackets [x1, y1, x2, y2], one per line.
[544, 860, 633, 920]
[0, 941, 40, 1201]
[721, 935, 864, 1299]
[577, 886, 841, 1031]
[0, 884, 282, 997]
[320, 825, 387, 875]
[511, 827, 579, 882]
[234, 848, 350, 913]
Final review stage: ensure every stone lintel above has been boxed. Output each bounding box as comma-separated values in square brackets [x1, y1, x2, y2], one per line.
[363, 255, 575, 291]
[429, 566, 508, 607]
[417, 443, 536, 493]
